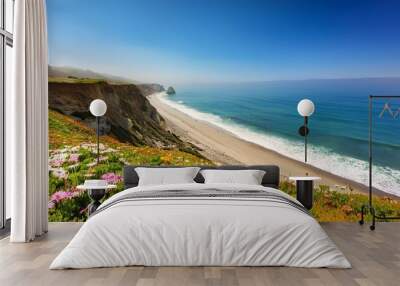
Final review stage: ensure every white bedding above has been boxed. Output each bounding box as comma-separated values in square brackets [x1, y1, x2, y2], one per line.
[50, 183, 351, 269]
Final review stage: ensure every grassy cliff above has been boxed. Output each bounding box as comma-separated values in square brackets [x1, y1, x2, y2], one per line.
[48, 77, 201, 155]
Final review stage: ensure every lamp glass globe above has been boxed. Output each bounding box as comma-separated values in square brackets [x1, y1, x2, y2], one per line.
[89, 99, 107, 117]
[297, 99, 315, 117]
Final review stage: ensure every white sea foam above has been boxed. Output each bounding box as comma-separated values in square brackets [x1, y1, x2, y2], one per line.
[155, 92, 400, 196]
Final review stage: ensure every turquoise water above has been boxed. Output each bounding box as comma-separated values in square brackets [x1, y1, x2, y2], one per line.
[159, 78, 400, 195]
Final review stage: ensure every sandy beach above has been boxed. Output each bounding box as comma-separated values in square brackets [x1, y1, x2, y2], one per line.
[148, 93, 395, 198]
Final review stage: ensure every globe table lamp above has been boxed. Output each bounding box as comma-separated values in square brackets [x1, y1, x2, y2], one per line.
[297, 99, 315, 163]
[89, 99, 107, 164]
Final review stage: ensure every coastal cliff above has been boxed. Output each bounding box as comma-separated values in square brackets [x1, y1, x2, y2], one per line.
[48, 79, 198, 153]
[137, 83, 165, 96]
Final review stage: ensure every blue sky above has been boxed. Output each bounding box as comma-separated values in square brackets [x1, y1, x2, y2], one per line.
[47, 0, 400, 85]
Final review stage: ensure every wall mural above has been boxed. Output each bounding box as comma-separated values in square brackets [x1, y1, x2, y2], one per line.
[47, 0, 400, 222]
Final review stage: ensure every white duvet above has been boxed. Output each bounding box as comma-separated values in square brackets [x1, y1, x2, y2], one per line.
[50, 183, 351, 269]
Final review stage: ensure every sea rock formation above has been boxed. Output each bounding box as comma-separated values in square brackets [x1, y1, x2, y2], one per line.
[166, 86, 176, 95]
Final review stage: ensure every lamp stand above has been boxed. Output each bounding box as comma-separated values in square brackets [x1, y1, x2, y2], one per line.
[304, 116, 308, 163]
[96, 116, 100, 164]
[297, 99, 314, 176]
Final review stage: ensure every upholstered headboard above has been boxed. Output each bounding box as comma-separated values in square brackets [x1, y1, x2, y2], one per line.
[123, 165, 280, 189]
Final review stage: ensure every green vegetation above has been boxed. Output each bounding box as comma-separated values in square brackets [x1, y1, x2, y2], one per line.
[280, 180, 400, 222]
[48, 109, 212, 221]
[48, 109, 400, 222]
[49, 76, 107, 84]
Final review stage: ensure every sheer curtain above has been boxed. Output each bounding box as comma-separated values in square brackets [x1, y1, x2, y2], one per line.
[7, 0, 48, 242]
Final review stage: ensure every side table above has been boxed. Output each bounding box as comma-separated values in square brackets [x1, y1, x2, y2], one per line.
[77, 183, 117, 215]
[289, 176, 321, 210]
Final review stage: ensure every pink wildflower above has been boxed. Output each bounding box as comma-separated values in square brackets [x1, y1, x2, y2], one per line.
[52, 169, 68, 179]
[50, 191, 72, 203]
[101, 172, 122, 184]
[69, 154, 80, 163]
[50, 190, 81, 203]
[48, 201, 55, 209]
[50, 158, 64, 167]
[99, 156, 108, 162]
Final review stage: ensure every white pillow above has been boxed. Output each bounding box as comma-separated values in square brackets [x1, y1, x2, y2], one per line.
[200, 169, 266, 185]
[135, 167, 200, 186]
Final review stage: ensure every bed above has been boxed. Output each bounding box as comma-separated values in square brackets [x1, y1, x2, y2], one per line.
[50, 165, 351, 269]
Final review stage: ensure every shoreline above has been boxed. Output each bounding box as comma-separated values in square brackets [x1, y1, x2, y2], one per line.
[148, 93, 398, 199]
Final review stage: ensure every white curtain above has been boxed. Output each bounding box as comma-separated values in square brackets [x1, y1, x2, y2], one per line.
[7, 0, 48, 242]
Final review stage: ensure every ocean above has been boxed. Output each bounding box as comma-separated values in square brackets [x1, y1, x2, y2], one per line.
[158, 78, 400, 196]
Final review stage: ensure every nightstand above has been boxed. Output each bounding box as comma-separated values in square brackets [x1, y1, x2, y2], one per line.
[289, 176, 321, 210]
[77, 182, 117, 215]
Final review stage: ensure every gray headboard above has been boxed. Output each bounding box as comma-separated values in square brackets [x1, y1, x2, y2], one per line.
[123, 165, 280, 189]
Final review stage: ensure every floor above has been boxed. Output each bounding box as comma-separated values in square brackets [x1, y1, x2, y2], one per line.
[0, 222, 399, 286]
